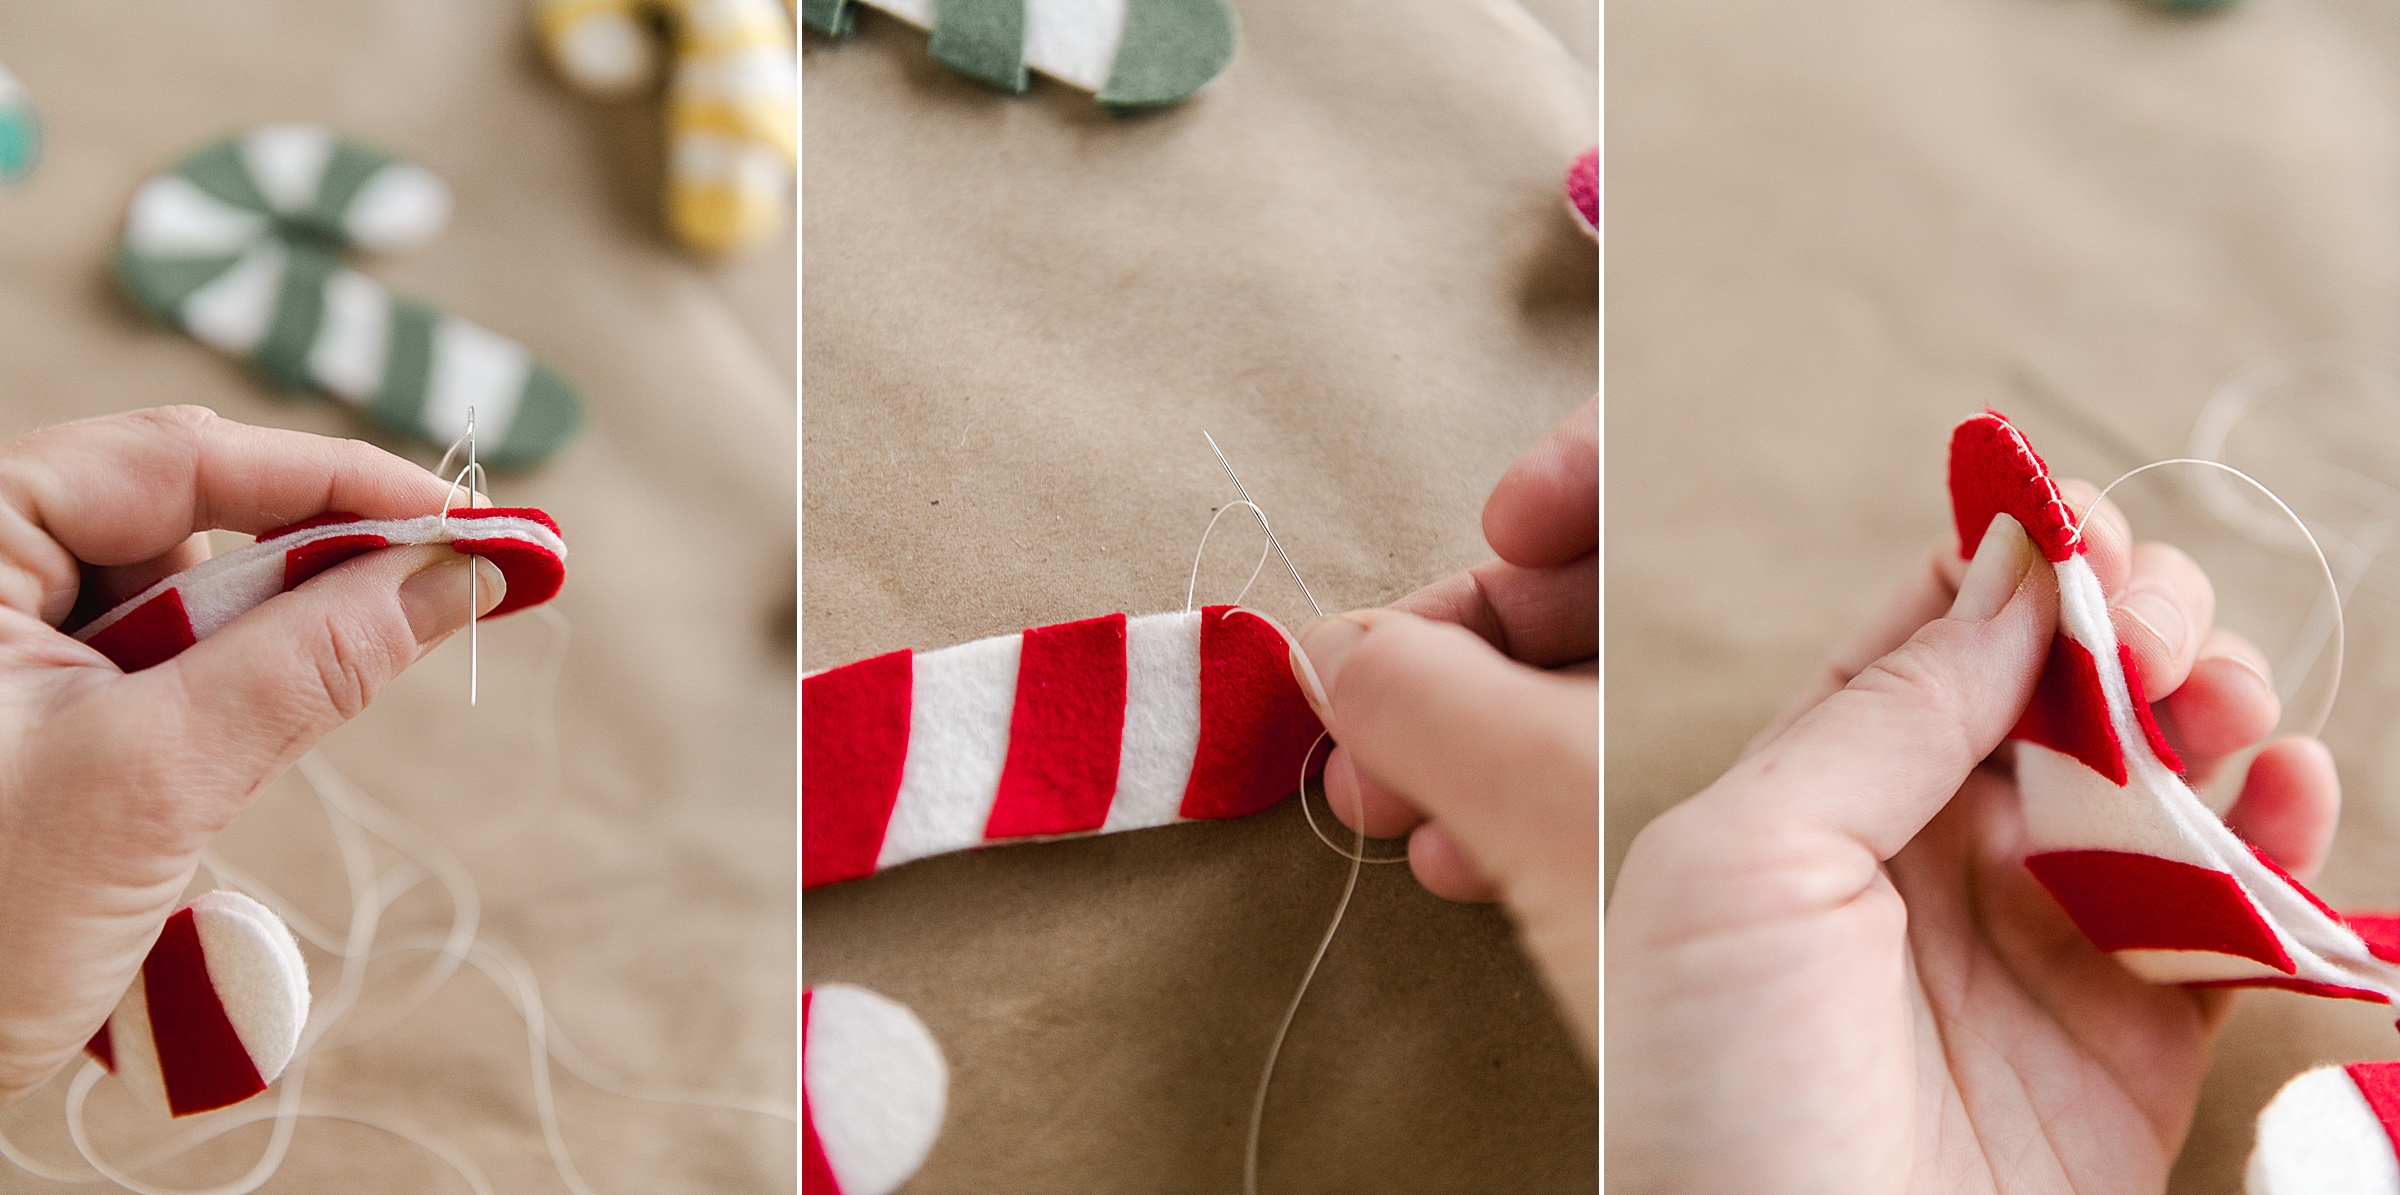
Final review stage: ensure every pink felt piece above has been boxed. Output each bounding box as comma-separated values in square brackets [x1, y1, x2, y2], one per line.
[802, 649, 913, 888]
[2024, 849, 2294, 972]
[2009, 633, 2127, 785]
[984, 613, 1128, 840]
[1564, 146, 1597, 236]
[1179, 606, 1326, 820]
[1948, 411, 2083, 563]
[85, 588, 197, 673]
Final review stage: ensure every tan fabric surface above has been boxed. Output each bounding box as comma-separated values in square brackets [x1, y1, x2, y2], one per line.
[1609, 0, 2400, 1188]
[0, 2, 795, 1191]
[801, 1, 1596, 1190]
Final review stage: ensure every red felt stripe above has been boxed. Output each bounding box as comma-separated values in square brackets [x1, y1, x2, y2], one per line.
[282, 533, 389, 590]
[2348, 1061, 2400, 1166]
[802, 990, 842, 1195]
[2025, 849, 2293, 973]
[2010, 633, 2127, 785]
[984, 614, 1128, 840]
[86, 588, 198, 673]
[2345, 913, 2400, 966]
[1180, 606, 1326, 821]
[85, 1020, 115, 1072]
[803, 649, 913, 888]
[2117, 642, 2184, 774]
[1948, 411, 2083, 564]
[258, 511, 364, 542]
[142, 908, 266, 1116]
[449, 537, 565, 617]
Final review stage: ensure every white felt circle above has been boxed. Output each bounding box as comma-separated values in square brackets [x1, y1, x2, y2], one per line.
[806, 984, 947, 1195]
[188, 889, 310, 1083]
[2249, 1065, 2400, 1194]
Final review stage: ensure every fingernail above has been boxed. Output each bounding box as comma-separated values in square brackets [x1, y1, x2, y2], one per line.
[2117, 588, 2187, 662]
[2202, 651, 2276, 708]
[399, 555, 506, 645]
[1294, 611, 1375, 720]
[1948, 514, 2035, 621]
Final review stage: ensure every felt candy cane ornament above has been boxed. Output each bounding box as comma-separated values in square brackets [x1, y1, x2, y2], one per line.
[534, 0, 798, 254]
[73, 507, 567, 1114]
[804, 605, 1323, 887]
[803, 984, 948, 1195]
[801, 0, 1236, 108]
[117, 124, 586, 465]
[1948, 412, 2400, 999]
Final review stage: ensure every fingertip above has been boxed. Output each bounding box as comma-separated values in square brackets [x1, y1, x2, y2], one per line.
[2226, 737, 2341, 882]
[1410, 821, 1502, 902]
[1481, 398, 1597, 568]
[1323, 747, 1427, 839]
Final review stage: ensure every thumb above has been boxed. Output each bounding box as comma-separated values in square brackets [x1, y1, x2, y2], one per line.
[1299, 608, 1596, 881]
[1727, 513, 2053, 860]
[124, 545, 504, 793]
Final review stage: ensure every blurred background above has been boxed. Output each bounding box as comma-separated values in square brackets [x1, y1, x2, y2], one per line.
[1607, 0, 2400, 1187]
[0, 2, 794, 1190]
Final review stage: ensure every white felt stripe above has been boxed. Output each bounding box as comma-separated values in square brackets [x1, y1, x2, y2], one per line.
[877, 633, 1022, 870]
[308, 268, 392, 404]
[104, 972, 168, 1110]
[867, 0, 1129, 92]
[187, 891, 308, 1082]
[806, 984, 947, 1195]
[74, 514, 566, 644]
[123, 174, 269, 257]
[239, 123, 335, 215]
[2249, 1066, 2400, 1195]
[341, 162, 451, 251]
[424, 317, 530, 446]
[1101, 610, 1202, 833]
[178, 240, 286, 355]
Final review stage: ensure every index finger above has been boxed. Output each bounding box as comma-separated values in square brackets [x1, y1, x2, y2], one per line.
[1483, 396, 1597, 568]
[0, 407, 454, 624]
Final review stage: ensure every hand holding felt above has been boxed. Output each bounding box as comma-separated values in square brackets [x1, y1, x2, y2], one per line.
[1297, 396, 1598, 1055]
[0, 407, 503, 1108]
[1605, 445, 2335, 1192]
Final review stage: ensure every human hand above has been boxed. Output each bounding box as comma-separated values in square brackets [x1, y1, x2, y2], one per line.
[1604, 482, 2334, 1193]
[0, 407, 503, 1104]
[1294, 397, 1598, 1058]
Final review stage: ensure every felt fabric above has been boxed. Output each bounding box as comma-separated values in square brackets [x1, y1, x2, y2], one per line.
[84, 891, 310, 1117]
[72, 508, 570, 672]
[0, 64, 38, 187]
[815, 0, 1234, 106]
[2248, 1065, 2400, 1194]
[116, 125, 585, 465]
[536, 0, 797, 254]
[1956, 412, 2400, 1000]
[802, 605, 1325, 889]
[802, 984, 949, 1195]
[1565, 146, 1595, 239]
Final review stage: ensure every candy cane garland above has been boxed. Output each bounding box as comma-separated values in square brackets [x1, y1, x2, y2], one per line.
[803, 605, 1324, 888]
[533, 0, 798, 255]
[117, 124, 586, 465]
[69, 507, 566, 1115]
[1951, 412, 2400, 1000]
[801, 0, 1237, 108]
[803, 984, 948, 1195]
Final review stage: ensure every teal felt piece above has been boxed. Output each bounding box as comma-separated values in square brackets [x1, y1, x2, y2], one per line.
[929, 0, 1030, 92]
[1100, 0, 1237, 108]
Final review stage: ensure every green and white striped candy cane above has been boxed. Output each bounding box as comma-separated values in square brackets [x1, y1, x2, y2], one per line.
[802, 0, 1236, 108]
[117, 124, 584, 466]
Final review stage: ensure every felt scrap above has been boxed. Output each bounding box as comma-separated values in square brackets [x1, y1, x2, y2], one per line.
[84, 891, 309, 1117]
[803, 984, 947, 1195]
[801, 605, 1324, 888]
[117, 124, 585, 464]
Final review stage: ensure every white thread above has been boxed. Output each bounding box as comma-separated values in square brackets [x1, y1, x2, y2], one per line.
[1185, 499, 1274, 613]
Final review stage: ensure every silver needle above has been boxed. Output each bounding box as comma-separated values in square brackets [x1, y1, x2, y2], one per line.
[1203, 431, 1324, 619]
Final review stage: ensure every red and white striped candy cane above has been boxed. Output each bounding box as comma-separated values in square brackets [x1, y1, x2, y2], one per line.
[803, 604, 1324, 888]
[1952, 412, 2400, 1003]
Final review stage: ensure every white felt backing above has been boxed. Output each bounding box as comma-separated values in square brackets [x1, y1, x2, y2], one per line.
[2249, 1066, 2400, 1195]
[188, 890, 309, 1082]
[807, 984, 947, 1195]
[877, 631, 1023, 869]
